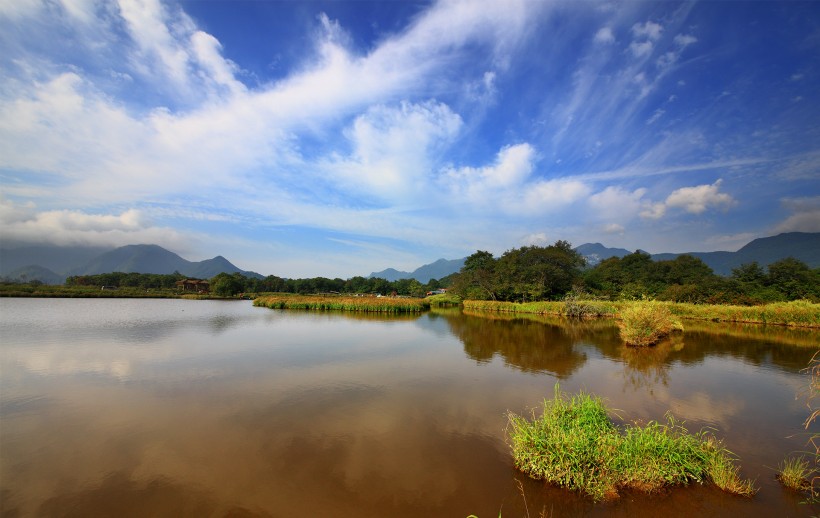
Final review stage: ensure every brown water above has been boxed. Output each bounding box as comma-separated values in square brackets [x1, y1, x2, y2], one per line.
[0, 298, 817, 517]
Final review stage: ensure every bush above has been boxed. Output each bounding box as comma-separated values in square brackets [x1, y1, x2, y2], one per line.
[618, 301, 683, 346]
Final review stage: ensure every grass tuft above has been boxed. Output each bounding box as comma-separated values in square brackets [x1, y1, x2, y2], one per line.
[253, 294, 430, 313]
[507, 385, 756, 501]
[776, 456, 812, 492]
[617, 300, 683, 346]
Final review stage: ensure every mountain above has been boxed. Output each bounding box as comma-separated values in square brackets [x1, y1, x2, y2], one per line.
[368, 232, 819, 284]
[0, 243, 262, 283]
[649, 232, 820, 276]
[0, 245, 112, 276]
[2, 264, 64, 285]
[369, 258, 466, 283]
[68, 244, 263, 279]
[574, 243, 632, 267]
[368, 267, 411, 282]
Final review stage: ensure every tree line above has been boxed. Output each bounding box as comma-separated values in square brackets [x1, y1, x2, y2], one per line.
[65, 271, 454, 298]
[61, 243, 819, 303]
[450, 243, 819, 304]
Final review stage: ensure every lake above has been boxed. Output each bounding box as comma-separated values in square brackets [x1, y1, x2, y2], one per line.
[0, 298, 817, 517]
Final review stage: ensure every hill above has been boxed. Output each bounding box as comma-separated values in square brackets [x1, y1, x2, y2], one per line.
[0, 244, 262, 283]
[369, 257, 466, 283]
[649, 232, 819, 276]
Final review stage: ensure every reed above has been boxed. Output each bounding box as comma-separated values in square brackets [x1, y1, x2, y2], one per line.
[507, 386, 756, 501]
[253, 294, 430, 313]
[776, 457, 811, 492]
[618, 300, 683, 346]
[464, 299, 819, 328]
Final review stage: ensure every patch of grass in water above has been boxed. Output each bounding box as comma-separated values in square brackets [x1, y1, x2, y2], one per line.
[507, 385, 756, 501]
[618, 300, 683, 346]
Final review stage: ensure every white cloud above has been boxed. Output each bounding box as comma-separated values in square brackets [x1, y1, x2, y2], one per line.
[329, 100, 463, 200]
[588, 186, 648, 221]
[0, 197, 187, 249]
[629, 40, 654, 58]
[594, 27, 615, 44]
[673, 34, 697, 47]
[631, 21, 663, 41]
[775, 196, 820, 233]
[640, 180, 736, 219]
[602, 223, 625, 234]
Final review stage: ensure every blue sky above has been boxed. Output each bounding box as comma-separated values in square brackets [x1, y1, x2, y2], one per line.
[1, 0, 818, 278]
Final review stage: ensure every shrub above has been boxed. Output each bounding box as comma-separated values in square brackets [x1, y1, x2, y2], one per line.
[618, 301, 683, 346]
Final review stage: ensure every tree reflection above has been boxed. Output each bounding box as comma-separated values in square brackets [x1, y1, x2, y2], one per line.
[443, 311, 593, 378]
[619, 335, 684, 391]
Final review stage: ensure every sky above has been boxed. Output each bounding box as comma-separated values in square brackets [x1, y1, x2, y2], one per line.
[0, 0, 818, 279]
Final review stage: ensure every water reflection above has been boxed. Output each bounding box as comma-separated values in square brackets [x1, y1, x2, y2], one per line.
[447, 311, 603, 377]
[1, 299, 818, 517]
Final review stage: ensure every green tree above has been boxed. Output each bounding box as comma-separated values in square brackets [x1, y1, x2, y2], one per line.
[455, 250, 498, 300]
[210, 272, 244, 297]
[767, 258, 819, 301]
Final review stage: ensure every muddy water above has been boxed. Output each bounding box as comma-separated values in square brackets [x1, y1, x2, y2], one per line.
[0, 298, 817, 517]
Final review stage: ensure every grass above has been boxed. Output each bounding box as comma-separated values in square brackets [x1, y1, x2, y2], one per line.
[776, 457, 812, 492]
[253, 294, 430, 313]
[507, 386, 756, 501]
[463, 299, 819, 328]
[618, 300, 683, 346]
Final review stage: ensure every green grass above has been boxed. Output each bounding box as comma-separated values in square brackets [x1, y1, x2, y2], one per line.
[776, 457, 812, 492]
[463, 299, 819, 328]
[618, 300, 684, 346]
[253, 294, 430, 313]
[507, 386, 756, 501]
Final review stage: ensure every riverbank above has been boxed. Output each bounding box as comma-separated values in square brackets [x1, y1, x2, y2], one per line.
[463, 299, 820, 328]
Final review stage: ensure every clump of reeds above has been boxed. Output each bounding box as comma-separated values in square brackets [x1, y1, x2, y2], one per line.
[776, 457, 812, 492]
[253, 295, 430, 313]
[617, 300, 683, 346]
[507, 385, 756, 501]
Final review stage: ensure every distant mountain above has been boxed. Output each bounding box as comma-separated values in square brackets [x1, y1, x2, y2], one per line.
[2, 264, 64, 285]
[368, 232, 819, 284]
[574, 243, 632, 267]
[368, 267, 411, 282]
[369, 257, 466, 283]
[0, 245, 111, 275]
[0, 243, 262, 283]
[649, 232, 820, 276]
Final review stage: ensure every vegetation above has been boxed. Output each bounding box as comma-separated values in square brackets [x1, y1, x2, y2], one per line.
[507, 386, 756, 501]
[253, 294, 430, 313]
[451, 241, 586, 302]
[618, 300, 683, 346]
[463, 299, 820, 328]
[776, 457, 812, 492]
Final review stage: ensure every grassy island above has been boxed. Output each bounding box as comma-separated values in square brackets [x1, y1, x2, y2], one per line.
[253, 294, 430, 313]
[507, 386, 757, 501]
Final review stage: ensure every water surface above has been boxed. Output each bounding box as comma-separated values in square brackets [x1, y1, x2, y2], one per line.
[0, 298, 817, 517]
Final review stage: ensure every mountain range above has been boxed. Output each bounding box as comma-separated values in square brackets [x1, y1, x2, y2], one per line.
[369, 232, 819, 281]
[0, 244, 262, 283]
[1, 232, 816, 284]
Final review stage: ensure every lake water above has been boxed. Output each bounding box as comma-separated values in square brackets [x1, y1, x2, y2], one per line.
[0, 298, 817, 517]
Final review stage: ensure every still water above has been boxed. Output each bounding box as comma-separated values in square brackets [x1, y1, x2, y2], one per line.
[0, 298, 817, 517]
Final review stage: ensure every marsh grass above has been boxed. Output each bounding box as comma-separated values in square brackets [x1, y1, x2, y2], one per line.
[253, 294, 430, 313]
[618, 300, 684, 346]
[507, 386, 756, 501]
[776, 457, 812, 492]
[463, 299, 819, 328]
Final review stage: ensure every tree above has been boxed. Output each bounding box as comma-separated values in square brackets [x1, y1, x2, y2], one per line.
[456, 250, 498, 300]
[766, 258, 819, 300]
[210, 272, 244, 297]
